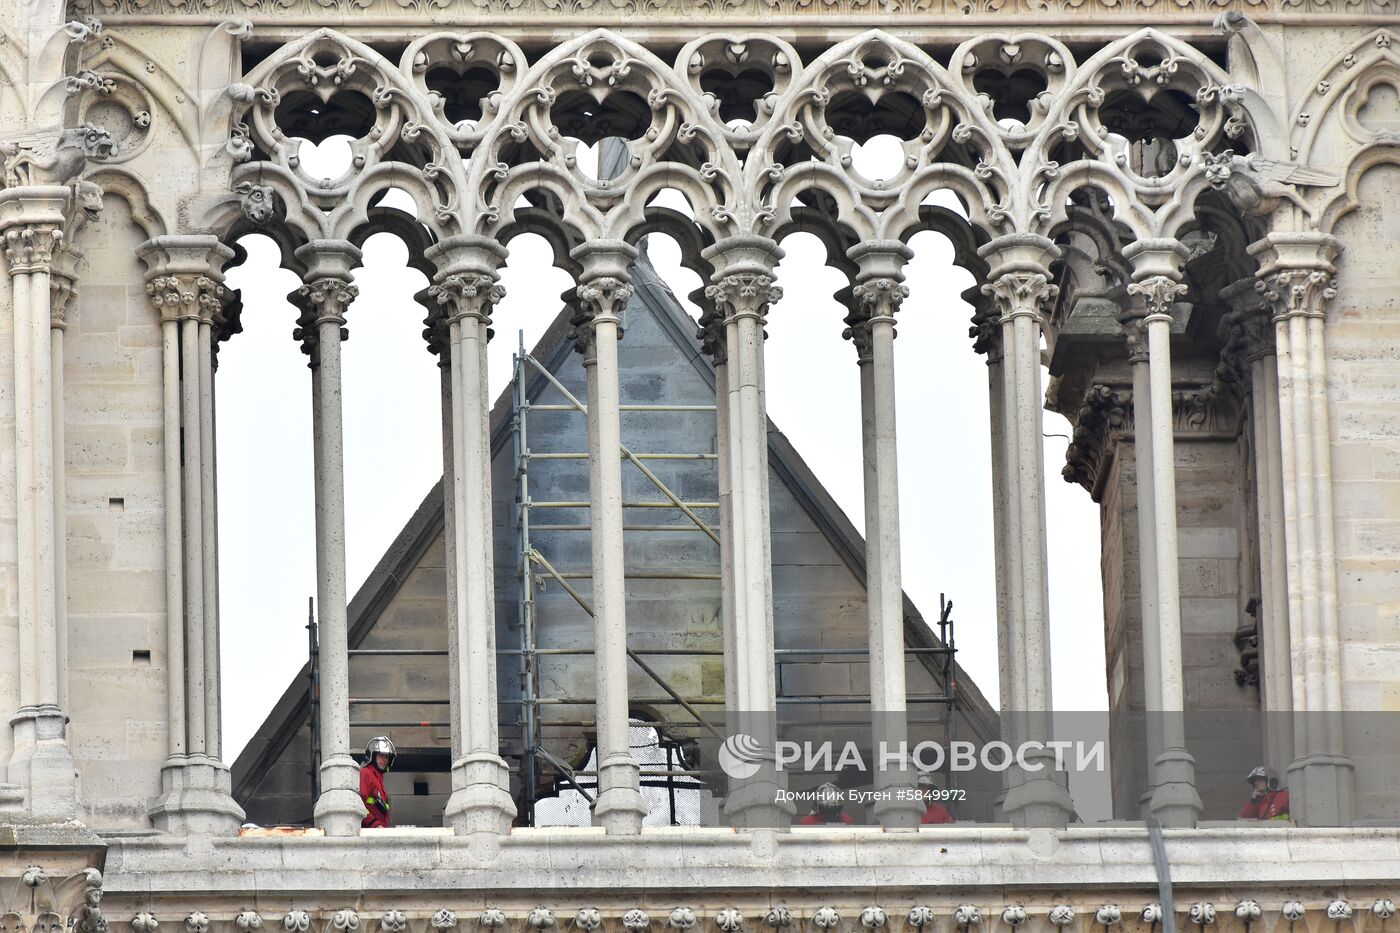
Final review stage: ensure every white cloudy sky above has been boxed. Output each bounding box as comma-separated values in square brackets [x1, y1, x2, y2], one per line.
[216, 138, 1107, 769]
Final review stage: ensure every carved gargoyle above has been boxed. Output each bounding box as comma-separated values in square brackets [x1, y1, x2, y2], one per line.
[235, 181, 280, 226]
[1203, 150, 1339, 216]
[1, 123, 119, 188]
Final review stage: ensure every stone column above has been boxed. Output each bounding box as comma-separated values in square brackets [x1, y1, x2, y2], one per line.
[978, 234, 1074, 829]
[424, 235, 518, 836]
[0, 185, 78, 821]
[419, 287, 464, 769]
[1250, 232, 1354, 825]
[138, 235, 245, 835]
[968, 280, 1018, 817]
[1122, 239, 1202, 827]
[1117, 311, 1164, 804]
[49, 234, 89, 721]
[292, 240, 366, 836]
[1221, 278, 1293, 772]
[696, 296, 739, 715]
[569, 240, 648, 834]
[701, 236, 793, 830]
[841, 241, 922, 829]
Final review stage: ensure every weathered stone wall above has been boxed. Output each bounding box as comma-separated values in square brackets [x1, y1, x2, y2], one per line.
[1326, 162, 1400, 821]
[1096, 426, 1264, 820]
[62, 195, 169, 829]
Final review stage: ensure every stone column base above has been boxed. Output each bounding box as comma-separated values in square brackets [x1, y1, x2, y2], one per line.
[871, 767, 923, 831]
[593, 752, 647, 834]
[722, 772, 795, 831]
[0, 781, 26, 815]
[8, 704, 77, 822]
[444, 751, 517, 835]
[1287, 751, 1355, 826]
[1003, 751, 1075, 829]
[149, 753, 246, 836]
[314, 753, 366, 836]
[1150, 746, 1202, 827]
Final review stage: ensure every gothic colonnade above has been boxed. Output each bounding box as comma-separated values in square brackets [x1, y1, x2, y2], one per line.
[0, 21, 1369, 834]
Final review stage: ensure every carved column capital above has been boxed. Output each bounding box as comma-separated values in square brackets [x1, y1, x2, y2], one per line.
[1, 222, 64, 274]
[569, 239, 639, 359]
[290, 278, 355, 357]
[1255, 268, 1336, 322]
[137, 235, 237, 325]
[1216, 277, 1273, 394]
[424, 233, 509, 355]
[702, 235, 784, 328]
[430, 273, 504, 326]
[1247, 231, 1342, 324]
[416, 285, 451, 363]
[571, 276, 634, 358]
[1, 183, 102, 277]
[147, 273, 227, 324]
[843, 278, 908, 363]
[291, 240, 362, 356]
[705, 272, 781, 326]
[977, 233, 1060, 325]
[1125, 275, 1189, 324]
[695, 296, 727, 366]
[982, 271, 1058, 324]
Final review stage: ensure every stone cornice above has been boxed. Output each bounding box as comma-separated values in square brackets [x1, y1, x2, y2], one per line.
[1062, 379, 1244, 498]
[93, 826, 1400, 895]
[65, 0, 1400, 20]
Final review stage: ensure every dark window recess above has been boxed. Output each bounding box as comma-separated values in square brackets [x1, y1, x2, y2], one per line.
[413, 780, 429, 796]
[132, 650, 152, 665]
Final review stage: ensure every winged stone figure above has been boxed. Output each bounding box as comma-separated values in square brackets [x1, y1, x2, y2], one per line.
[1203, 149, 1339, 216]
[1, 123, 119, 189]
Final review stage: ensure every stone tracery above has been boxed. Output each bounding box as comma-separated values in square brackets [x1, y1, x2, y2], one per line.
[2, 0, 1400, 845]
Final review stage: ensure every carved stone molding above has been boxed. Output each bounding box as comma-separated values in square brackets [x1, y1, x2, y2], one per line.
[1062, 379, 1241, 497]
[1063, 383, 1133, 500]
[0, 865, 106, 933]
[65, 0, 1400, 17]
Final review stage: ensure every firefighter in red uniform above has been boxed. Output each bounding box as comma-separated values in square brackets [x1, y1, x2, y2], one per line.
[918, 772, 955, 825]
[797, 782, 855, 825]
[1238, 766, 1290, 820]
[360, 735, 396, 829]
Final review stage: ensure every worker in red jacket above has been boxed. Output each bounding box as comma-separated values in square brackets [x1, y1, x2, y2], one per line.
[797, 782, 855, 825]
[1239, 766, 1290, 820]
[359, 735, 396, 828]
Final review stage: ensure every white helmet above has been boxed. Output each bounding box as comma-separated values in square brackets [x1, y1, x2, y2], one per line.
[1245, 765, 1269, 783]
[363, 735, 397, 769]
[814, 782, 843, 811]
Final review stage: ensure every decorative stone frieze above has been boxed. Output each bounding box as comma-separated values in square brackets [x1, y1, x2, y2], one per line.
[67, 0, 1400, 18]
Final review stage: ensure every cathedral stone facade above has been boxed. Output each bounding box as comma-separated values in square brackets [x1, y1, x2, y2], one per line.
[2, 0, 1399, 932]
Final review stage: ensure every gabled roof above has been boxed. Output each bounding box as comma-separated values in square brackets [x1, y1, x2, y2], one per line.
[231, 245, 998, 801]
